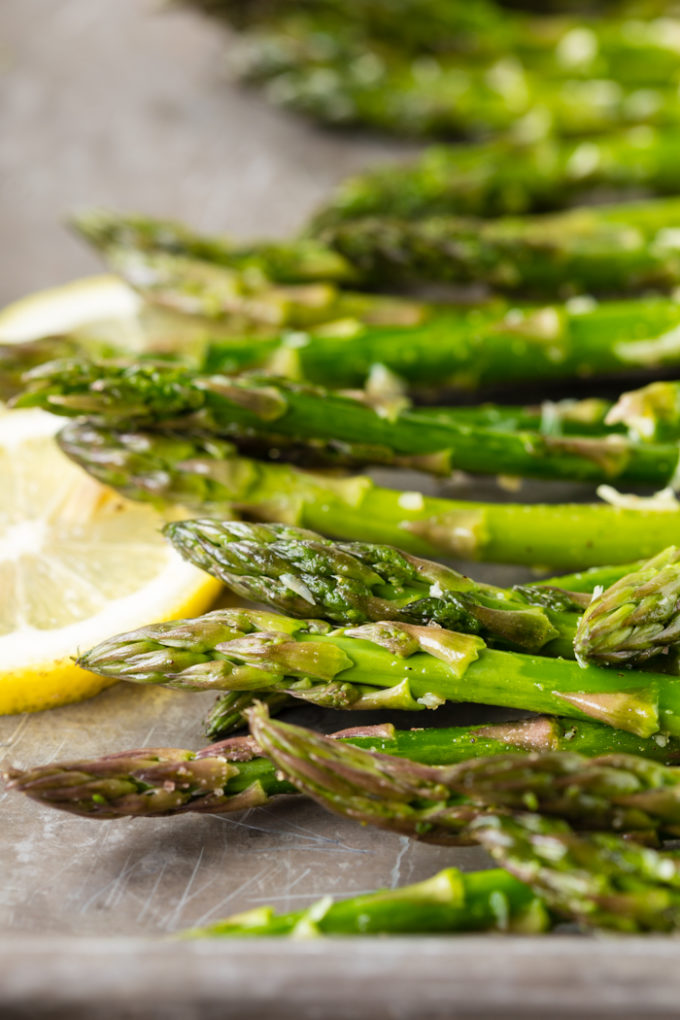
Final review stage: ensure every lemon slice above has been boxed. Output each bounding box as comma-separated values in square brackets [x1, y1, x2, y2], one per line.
[0, 273, 142, 345]
[0, 278, 221, 713]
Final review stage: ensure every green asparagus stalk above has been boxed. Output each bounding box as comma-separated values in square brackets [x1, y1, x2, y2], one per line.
[473, 813, 680, 934]
[416, 398, 615, 437]
[17, 360, 680, 488]
[235, 20, 680, 140]
[162, 296, 680, 394]
[184, 818, 680, 936]
[247, 705, 680, 842]
[164, 520, 585, 656]
[315, 197, 680, 296]
[168, 522, 680, 680]
[312, 129, 680, 227]
[185, 0, 680, 89]
[9, 714, 680, 821]
[181, 815, 680, 936]
[14, 296, 680, 400]
[71, 210, 354, 286]
[76, 202, 680, 299]
[536, 560, 645, 593]
[54, 421, 680, 569]
[77, 607, 680, 737]
[180, 866, 549, 937]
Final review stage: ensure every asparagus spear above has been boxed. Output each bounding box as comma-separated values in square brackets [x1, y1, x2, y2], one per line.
[67, 212, 680, 389]
[180, 866, 549, 937]
[71, 210, 354, 286]
[183, 815, 680, 935]
[150, 296, 680, 394]
[24, 349, 680, 456]
[75, 202, 680, 299]
[316, 197, 680, 295]
[17, 360, 680, 488]
[416, 398, 615, 437]
[575, 546, 680, 666]
[235, 15, 680, 140]
[167, 523, 680, 679]
[14, 295, 680, 399]
[164, 520, 584, 655]
[186, 0, 680, 88]
[77, 607, 680, 737]
[312, 129, 680, 227]
[9, 715, 680, 821]
[248, 706, 680, 840]
[54, 421, 680, 569]
[536, 560, 645, 593]
[473, 812, 680, 934]
[80, 197, 680, 304]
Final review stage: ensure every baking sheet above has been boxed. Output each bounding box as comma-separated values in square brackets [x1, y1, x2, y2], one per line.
[1, 3, 676, 1017]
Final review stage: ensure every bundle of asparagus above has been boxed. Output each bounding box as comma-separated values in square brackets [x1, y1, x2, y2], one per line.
[14, 715, 680, 820]
[39, 417, 680, 569]
[17, 358, 680, 488]
[185, 0, 680, 138]
[239, 707, 680, 936]
[12, 706, 680, 934]
[74, 201, 680, 298]
[13, 0, 680, 946]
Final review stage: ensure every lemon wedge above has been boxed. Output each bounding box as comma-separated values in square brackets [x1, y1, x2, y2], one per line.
[0, 277, 220, 713]
[0, 273, 142, 345]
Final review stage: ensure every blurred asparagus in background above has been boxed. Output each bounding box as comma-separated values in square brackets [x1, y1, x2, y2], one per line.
[311, 129, 680, 226]
[11, 295, 680, 400]
[183, 0, 680, 137]
[71, 209, 354, 284]
[75, 201, 680, 299]
[314, 197, 680, 296]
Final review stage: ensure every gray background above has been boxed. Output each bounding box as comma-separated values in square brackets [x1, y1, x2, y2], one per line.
[0, 0, 409, 306]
